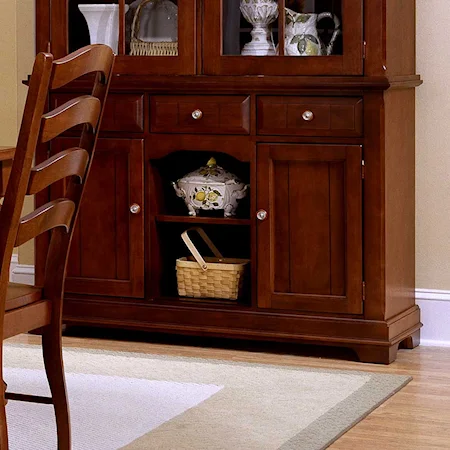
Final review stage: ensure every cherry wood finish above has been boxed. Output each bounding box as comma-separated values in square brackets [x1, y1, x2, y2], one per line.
[150, 95, 250, 135]
[203, 0, 363, 76]
[156, 215, 251, 227]
[364, 0, 417, 78]
[1, 45, 114, 450]
[0, 149, 13, 198]
[0, 148, 15, 162]
[257, 144, 363, 314]
[33, 1, 422, 364]
[257, 97, 363, 137]
[50, 138, 145, 298]
[47, 0, 196, 75]
[52, 94, 144, 133]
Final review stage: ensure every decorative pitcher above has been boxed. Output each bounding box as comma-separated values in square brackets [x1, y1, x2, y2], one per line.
[284, 8, 340, 56]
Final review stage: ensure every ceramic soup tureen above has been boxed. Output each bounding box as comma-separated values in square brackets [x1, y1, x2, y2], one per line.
[172, 158, 248, 217]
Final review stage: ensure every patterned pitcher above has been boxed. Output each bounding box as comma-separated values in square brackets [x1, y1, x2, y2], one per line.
[284, 8, 340, 56]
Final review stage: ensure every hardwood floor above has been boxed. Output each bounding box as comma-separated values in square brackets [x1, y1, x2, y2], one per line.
[8, 331, 450, 449]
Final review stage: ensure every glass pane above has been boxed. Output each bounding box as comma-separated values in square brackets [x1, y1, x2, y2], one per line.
[285, 0, 342, 56]
[70, 1, 120, 53]
[125, 0, 178, 56]
[223, 0, 279, 56]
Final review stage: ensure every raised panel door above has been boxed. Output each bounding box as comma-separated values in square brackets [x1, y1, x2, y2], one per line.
[257, 143, 363, 314]
[50, 138, 145, 297]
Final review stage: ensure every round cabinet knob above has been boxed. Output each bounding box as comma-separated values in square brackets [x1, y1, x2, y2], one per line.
[192, 109, 203, 120]
[129, 203, 141, 214]
[257, 209, 268, 221]
[302, 110, 314, 121]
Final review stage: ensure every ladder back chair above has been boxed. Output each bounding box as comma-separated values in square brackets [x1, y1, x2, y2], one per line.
[0, 44, 115, 449]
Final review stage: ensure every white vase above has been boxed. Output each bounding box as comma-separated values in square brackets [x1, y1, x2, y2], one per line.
[240, 0, 279, 56]
[78, 4, 129, 54]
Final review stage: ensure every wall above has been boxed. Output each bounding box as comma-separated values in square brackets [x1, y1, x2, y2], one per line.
[415, 0, 450, 346]
[0, 0, 35, 266]
[416, 1, 450, 289]
[1, 0, 450, 344]
[0, 0, 18, 146]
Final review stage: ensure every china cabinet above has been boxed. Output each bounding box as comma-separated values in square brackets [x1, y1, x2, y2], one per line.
[34, 0, 422, 363]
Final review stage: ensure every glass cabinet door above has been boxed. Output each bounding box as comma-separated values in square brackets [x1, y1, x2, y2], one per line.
[49, 0, 196, 75]
[204, 0, 363, 75]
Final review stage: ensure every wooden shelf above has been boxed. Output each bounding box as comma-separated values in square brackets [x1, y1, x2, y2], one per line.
[155, 215, 251, 226]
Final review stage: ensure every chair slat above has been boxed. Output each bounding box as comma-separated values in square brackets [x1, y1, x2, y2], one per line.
[27, 148, 89, 195]
[0, 44, 114, 450]
[50, 44, 115, 90]
[40, 96, 101, 143]
[15, 199, 75, 247]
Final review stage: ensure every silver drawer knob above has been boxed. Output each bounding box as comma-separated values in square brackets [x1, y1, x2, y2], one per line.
[257, 209, 268, 221]
[302, 110, 314, 121]
[130, 203, 141, 214]
[192, 109, 203, 120]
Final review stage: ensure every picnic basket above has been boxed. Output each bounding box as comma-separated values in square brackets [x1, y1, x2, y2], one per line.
[130, 0, 179, 56]
[176, 227, 249, 301]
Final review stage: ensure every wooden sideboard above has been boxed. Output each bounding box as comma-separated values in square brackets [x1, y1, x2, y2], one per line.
[34, 0, 422, 363]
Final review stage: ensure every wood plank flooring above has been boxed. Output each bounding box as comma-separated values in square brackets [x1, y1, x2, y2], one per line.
[8, 331, 450, 449]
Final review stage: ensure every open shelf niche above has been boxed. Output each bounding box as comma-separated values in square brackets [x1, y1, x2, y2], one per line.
[148, 150, 253, 308]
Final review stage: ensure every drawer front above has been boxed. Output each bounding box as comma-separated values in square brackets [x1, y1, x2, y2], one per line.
[51, 94, 144, 133]
[257, 97, 363, 137]
[150, 96, 250, 134]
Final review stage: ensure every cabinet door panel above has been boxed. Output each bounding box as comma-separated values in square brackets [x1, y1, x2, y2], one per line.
[257, 144, 362, 314]
[48, 1, 197, 75]
[51, 138, 144, 297]
[204, 0, 363, 76]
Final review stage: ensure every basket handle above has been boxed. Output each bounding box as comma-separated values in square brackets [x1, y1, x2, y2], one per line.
[181, 227, 223, 272]
[131, 0, 157, 40]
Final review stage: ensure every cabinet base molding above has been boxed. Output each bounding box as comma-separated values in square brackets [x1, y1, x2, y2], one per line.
[63, 297, 421, 364]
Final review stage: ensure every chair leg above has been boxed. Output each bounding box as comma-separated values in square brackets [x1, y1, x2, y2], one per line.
[42, 325, 71, 450]
[0, 377, 8, 450]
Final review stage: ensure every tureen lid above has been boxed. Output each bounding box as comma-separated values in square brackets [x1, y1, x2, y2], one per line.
[177, 158, 242, 186]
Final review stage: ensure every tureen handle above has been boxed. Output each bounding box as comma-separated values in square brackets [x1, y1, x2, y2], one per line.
[232, 184, 249, 200]
[172, 181, 186, 199]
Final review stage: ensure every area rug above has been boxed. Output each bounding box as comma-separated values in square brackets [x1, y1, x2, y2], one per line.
[3, 343, 411, 450]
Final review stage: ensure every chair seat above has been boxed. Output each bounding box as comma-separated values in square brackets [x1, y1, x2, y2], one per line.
[6, 283, 42, 311]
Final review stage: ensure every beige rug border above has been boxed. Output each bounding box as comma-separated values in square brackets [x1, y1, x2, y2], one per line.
[5, 342, 412, 450]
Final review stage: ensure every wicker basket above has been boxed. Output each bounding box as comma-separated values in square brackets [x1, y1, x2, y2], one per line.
[176, 227, 250, 301]
[130, 0, 179, 56]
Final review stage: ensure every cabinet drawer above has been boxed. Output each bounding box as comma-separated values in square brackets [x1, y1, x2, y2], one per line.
[150, 95, 250, 134]
[257, 97, 363, 137]
[51, 94, 144, 132]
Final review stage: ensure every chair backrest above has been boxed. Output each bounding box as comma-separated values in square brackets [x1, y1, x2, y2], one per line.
[0, 44, 115, 308]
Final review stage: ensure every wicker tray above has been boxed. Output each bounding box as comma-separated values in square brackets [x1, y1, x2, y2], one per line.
[176, 227, 250, 301]
[130, 0, 179, 56]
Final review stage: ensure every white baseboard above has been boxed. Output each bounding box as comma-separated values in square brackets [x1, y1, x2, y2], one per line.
[9, 254, 19, 281]
[10, 256, 35, 285]
[416, 289, 450, 347]
[7, 258, 450, 347]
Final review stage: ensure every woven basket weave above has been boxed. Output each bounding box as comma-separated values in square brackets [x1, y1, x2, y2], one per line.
[130, 0, 179, 56]
[176, 228, 249, 301]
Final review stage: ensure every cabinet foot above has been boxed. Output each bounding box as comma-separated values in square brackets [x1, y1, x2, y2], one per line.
[399, 329, 420, 349]
[353, 344, 399, 364]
